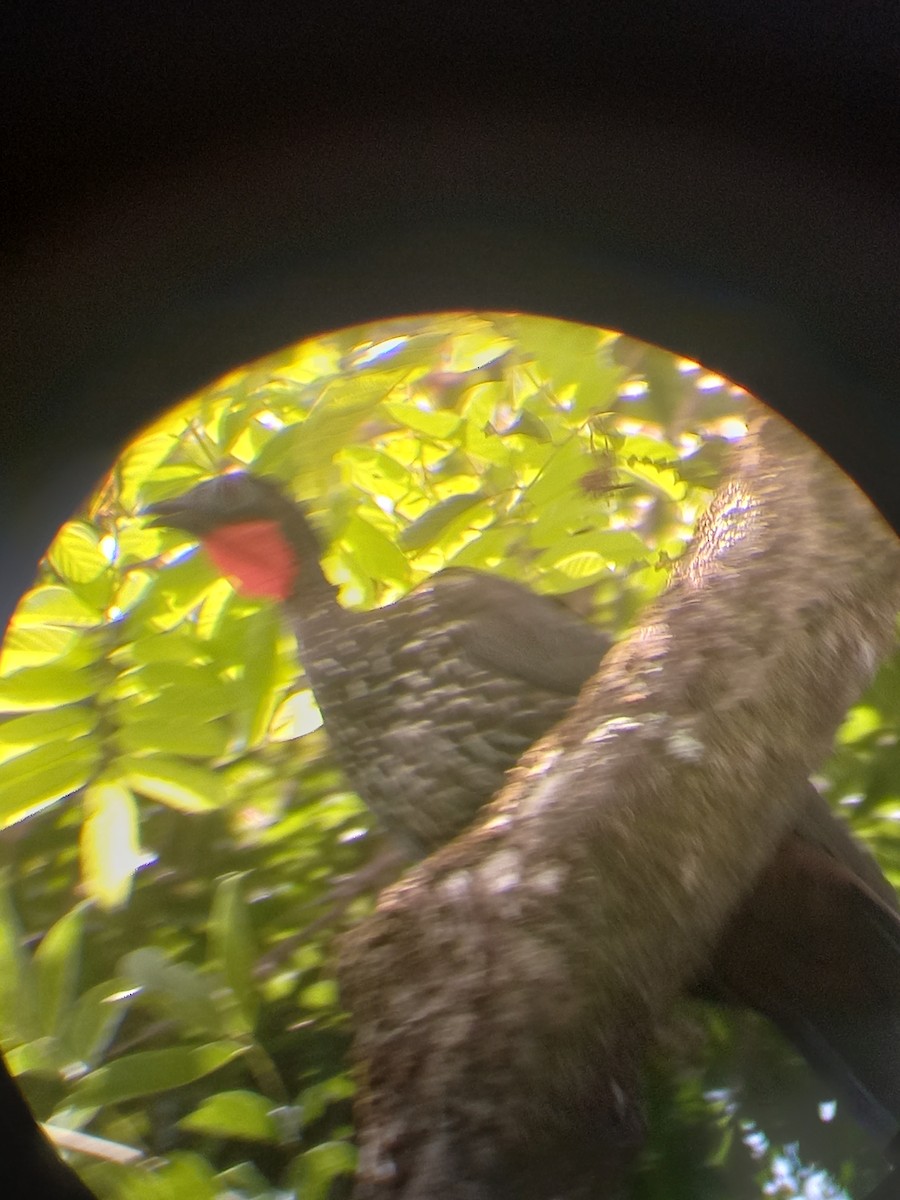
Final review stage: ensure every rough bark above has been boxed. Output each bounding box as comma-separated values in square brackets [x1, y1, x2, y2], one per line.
[338, 409, 900, 1200]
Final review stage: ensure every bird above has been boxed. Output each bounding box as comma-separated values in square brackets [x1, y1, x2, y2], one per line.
[147, 470, 900, 1153]
[147, 472, 613, 855]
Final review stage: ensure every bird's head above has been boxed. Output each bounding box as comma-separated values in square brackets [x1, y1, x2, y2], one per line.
[146, 472, 327, 601]
[146, 472, 293, 535]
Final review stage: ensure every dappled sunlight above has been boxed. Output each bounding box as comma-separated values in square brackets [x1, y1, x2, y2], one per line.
[0, 312, 896, 1199]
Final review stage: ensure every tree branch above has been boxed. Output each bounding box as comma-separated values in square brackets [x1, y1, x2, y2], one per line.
[338, 410, 900, 1199]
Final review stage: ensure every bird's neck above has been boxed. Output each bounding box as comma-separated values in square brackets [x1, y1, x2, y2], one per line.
[200, 507, 338, 609]
[279, 507, 340, 610]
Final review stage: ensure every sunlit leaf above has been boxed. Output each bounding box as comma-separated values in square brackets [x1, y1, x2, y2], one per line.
[118, 431, 185, 509]
[291, 1140, 357, 1200]
[0, 743, 98, 827]
[397, 493, 485, 552]
[300, 979, 339, 1010]
[81, 784, 142, 909]
[524, 437, 595, 507]
[537, 530, 649, 574]
[12, 584, 102, 628]
[0, 660, 100, 710]
[343, 515, 410, 586]
[0, 623, 80, 670]
[280, 334, 343, 382]
[131, 552, 220, 629]
[255, 372, 400, 478]
[339, 444, 415, 501]
[126, 630, 207, 667]
[299, 1073, 356, 1125]
[0, 705, 97, 764]
[47, 521, 110, 585]
[382, 400, 461, 439]
[120, 756, 223, 812]
[619, 458, 686, 501]
[233, 605, 283, 750]
[270, 689, 323, 741]
[115, 717, 230, 760]
[837, 705, 884, 746]
[179, 1089, 277, 1141]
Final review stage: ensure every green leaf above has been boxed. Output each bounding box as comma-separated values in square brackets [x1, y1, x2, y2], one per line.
[0, 706, 98, 765]
[0, 743, 98, 828]
[619, 458, 686, 501]
[121, 948, 226, 1037]
[126, 631, 208, 667]
[545, 550, 609, 583]
[119, 431, 185, 508]
[255, 373, 400, 478]
[47, 521, 110, 585]
[0, 871, 38, 1042]
[179, 1089, 278, 1142]
[131, 553, 220, 630]
[536, 530, 649, 573]
[619, 433, 680, 464]
[525, 437, 595, 507]
[397, 493, 485, 552]
[448, 525, 517, 571]
[34, 901, 87, 1038]
[0, 623, 80, 670]
[60, 977, 132, 1066]
[12, 584, 102, 628]
[343, 515, 410, 586]
[112, 666, 232, 719]
[208, 874, 259, 1032]
[270, 688, 323, 741]
[497, 312, 615, 396]
[0, 662, 100, 710]
[299, 1073, 356, 1125]
[299, 979, 339, 1010]
[498, 409, 552, 442]
[130, 1151, 218, 1200]
[115, 716, 230, 759]
[340, 445, 415, 501]
[382, 400, 461, 439]
[233, 605, 282, 749]
[441, 321, 514, 373]
[291, 1140, 357, 1200]
[80, 784, 142, 910]
[837, 704, 883, 746]
[72, 1042, 241, 1106]
[120, 756, 224, 812]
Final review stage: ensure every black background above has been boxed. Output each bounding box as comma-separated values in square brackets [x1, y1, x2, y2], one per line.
[3, 1, 899, 629]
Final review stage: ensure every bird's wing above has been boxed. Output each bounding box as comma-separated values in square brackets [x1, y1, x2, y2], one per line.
[420, 569, 612, 696]
[787, 787, 900, 1141]
[710, 815, 900, 1143]
[778, 875, 900, 1144]
[793, 780, 900, 912]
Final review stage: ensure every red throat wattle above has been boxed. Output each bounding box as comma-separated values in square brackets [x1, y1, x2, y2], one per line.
[202, 520, 299, 600]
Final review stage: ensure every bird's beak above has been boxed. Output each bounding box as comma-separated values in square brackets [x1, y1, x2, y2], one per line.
[143, 497, 192, 530]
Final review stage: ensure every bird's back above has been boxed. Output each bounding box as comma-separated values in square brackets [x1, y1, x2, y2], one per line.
[294, 569, 611, 853]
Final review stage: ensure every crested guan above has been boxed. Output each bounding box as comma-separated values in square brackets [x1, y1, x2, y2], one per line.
[149, 474, 613, 855]
[148, 471, 900, 1151]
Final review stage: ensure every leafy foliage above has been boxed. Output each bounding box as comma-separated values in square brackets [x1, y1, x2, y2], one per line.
[0, 313, 896, 1198]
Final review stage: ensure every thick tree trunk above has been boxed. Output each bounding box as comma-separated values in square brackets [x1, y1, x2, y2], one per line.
[338, 409, 900, 1200]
